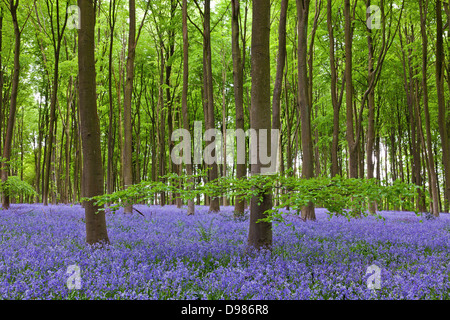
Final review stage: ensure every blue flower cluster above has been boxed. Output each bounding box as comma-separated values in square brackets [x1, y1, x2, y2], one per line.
[0, 204, 449, 300]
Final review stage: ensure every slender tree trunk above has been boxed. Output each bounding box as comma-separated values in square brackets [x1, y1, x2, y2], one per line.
[400, 26, 425, 213]
[150, 84, 157, 193]
[43, 0, 67, 206]
[231, 0, 246, 217]
[344, 0, 357, 178]
[64, 78, 72, 204]
[182, 0, 195, 215]
[122, 0, 136, 214]
[419, 0, 439, 217]
[116, 32, 126, 191]
[285, 80, 293, 180]
[50, 130, 56, 204]
[135, 69, 144, 186]
[73, 77, 81, 203]
[272, 0, 288, 151]
[366, 0, 377, 214]
[436, 0, 450, 213]
[203, 0, 220, 213]
[107, 0, 116, 198]
[297, 0, 315, 221]
[396, 104, 405, 183]
[411, 51, 426, 212]
[158, 45, 166, 206]
[78, 0, 109, 245]
[327, 0, 342, 177]
[308, 0, 321, 178]
[221, 52, 229, 206]
[314, 102, 321, 176]
[271, 0, 288, 210]
[35, 100, 43, 203]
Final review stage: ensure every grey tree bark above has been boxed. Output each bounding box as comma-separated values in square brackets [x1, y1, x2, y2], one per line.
[78, 0, 109, 245]
[231, 0, 246, 217]
[297, 0, 315, 221]
[182, 0, 195, 215]
[247, 0, 273, 249]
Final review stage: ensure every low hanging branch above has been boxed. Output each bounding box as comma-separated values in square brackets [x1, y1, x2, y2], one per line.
[89, 170, 423, 224]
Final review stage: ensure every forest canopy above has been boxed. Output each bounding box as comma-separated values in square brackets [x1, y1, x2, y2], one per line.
[0, 0, 449, 247]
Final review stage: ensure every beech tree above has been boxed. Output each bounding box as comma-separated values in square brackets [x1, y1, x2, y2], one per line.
[272, 0, 288, 175]
[1, 0, 23, 210]
[122, 0, 135, 214]
[247, 0, 272, 249]
[419, 0, 439, 217]
[435, 0, 450, 214]
[344, 0, 357, 179]
[202, 0, 220, 212]
[106, 0, 117, 198]
[231, 0, 246, 217]
[182, 0, 195, 215]
[327, 0, 344, 178]
[123, 0, 148, 213]
[78, 0, 109, 245]
[41, 1, 68, 206]
[297, 0, 315, 221]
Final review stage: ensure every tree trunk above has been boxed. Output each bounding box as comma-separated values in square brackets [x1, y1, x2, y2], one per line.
[344, 0, 357, 178]
[78, 0, 109, 245]
[107, 0, 117, 198]
[308, 0, 320, 178]
[419, 0, 439, 217]
[158, 45, 166, 206]
[436, 0, 450, 213]
[400, 26, 425, 213]
[182, 0, 195, 215]
[247, 0, 272, 249]
[64, 78, 72, 203]
[221, 51, 229, 206]
[2, 0, 21, 210]
[43, 0, 67, 206]
[271, 0, 288, 210]
[231, 0, 246, 217]
[35, 99, 44, 202]
[366, 0, 376, 214]
[203, 0, 220, 213]
[327, 0, 343, 177]
[122, 0, 136, 214]
[297, 0, 315, 221]
[445, 3, 450, 213]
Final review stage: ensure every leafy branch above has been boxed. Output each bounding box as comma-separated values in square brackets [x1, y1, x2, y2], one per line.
[88, 172, 423, 224]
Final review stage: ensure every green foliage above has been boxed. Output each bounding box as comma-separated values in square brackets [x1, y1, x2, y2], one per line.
[0, 176, 38, 200]
[0, 0, 445, 220]
[90, 171, 422, 225]
[196, 219, 216, 242]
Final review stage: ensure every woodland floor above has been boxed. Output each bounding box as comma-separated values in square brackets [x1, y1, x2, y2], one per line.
[0, 204, 450, 299]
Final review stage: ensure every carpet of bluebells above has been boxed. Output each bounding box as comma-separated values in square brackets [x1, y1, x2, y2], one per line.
[1, 203, 450, 300]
